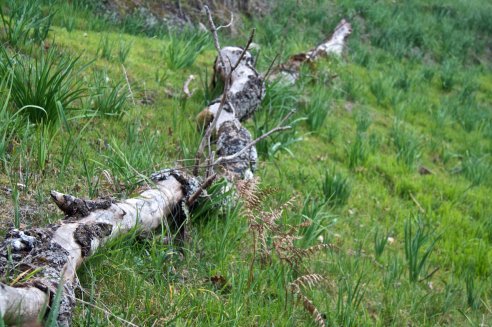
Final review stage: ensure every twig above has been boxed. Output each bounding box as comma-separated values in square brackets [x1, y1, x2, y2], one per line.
[216, 11, 234, 31]
[419, 267, 440, 283]
[121, 64, 136, 106]
[213, 125, 291, 166]
[192, 75, 231, 176]
[187, 174, 217, 206]
[409, 192, 425, 213]
[183, 74, 195, 98]
[279, 109, 296, 126]
[263, 53, 280, 81]
[193, 6, 235, 176]
[204, 6, 225, 69]
[230, 28, 256, 73]
[212, 109, 294, 168]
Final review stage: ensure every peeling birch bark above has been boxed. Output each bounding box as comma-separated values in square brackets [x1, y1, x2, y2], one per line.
[197, 46, 265, 178]
[0, 170, 198, 326]
[270, 19, 352, 83]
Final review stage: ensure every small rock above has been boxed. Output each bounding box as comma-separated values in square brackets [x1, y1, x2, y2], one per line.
[387, 237, 395, 244]
[418, 166, 432, 175]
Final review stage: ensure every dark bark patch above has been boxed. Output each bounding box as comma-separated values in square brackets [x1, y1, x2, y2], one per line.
[216, 121, 257, 176]
[51, 193, 113, 219]
[74, 223, 113, 257]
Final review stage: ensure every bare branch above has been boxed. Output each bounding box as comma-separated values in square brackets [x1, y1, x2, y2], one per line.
[231, 28, 256, 73]
[192, 75, 231, 176]
[216, 11, 234, 31]
[187, 174, 217, 206]
[263, 53, 280, 81]
[204, 5, 225, 69]
[121, 64, 136, 106]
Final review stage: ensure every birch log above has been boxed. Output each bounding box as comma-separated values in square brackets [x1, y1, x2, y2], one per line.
[0, 48, 265, 327]
[198, 46, 265, 178]
[270, 19, 352, 83]
[0, 171, 198, 326]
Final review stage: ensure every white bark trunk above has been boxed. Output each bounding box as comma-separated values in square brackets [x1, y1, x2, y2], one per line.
[0, 46, 264, 327]
[270, 19, 352, 83]
[0, 173, 192, 326]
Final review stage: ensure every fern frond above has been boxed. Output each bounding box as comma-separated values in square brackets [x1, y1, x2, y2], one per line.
[291, 273, 325, 290]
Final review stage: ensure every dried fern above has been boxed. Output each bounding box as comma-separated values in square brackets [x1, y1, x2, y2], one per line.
[236, 178, 330, 327]
[290, 274, 326, 327]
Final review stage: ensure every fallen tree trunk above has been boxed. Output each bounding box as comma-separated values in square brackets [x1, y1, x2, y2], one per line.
[0, 172, 196, 325]
[0, 17, 350, 325]
[0, 43, 264, 327]
[269, 19, 352, 83]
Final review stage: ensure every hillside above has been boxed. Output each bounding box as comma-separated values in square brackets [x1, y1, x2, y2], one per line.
[0, 0, 491, 325]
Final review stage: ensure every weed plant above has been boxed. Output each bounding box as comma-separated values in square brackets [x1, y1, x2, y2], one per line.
[163, 31, 209, 69]
[0, 47, 86, 125]
[305, 87, 331, 131]
[391, 120, 421, 168]
[117, 38, 133, 63]
[97, 35, 114, 61]
[320, 168, 351, 207]
[0, 0, 55, 47]
[404, 217, 439, 283]
[89, 71, 129, 117]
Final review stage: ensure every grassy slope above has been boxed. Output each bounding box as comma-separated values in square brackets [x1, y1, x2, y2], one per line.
[1, 0, 491, 325]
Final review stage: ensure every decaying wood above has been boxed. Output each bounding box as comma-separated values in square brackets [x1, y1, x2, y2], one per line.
[0, 11, 351, 325]
[0, 170, 199, 326]
[270, 19, 352, 84]
[193, 8, 265, 178]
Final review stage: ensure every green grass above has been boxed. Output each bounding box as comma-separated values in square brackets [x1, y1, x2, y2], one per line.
[0, 0, 491, 325]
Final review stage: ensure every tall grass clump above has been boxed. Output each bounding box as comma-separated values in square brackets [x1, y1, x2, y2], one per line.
[440, 59, 458, 91]
[374, 228, 389, 259]
[163, 30, 209, 69]
[305, 87, 331, 131]
[320, 168, 351, 207]
[97, 35, 114, 61]
[461, 151, 490, 187]
[89, 71, 129, 117]
[0, 0, 55, 47]
[0, 70, 21, 162]
[118, 38, 133, 63]
[329, 275, 365, 326]
[464, 271, 483, 309]
[404, 217, 439, 283]
[347, 134, 368, 169]
[369, 73, 391, 107]
[0, 47, 86, 125]
[391, 120, 421, 168]
[346, 110, 372, 169]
